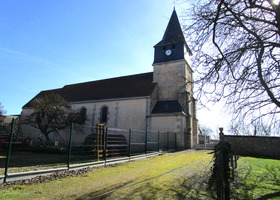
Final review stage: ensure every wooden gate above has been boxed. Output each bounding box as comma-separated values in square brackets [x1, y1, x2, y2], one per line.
[95, 124, 107, 161]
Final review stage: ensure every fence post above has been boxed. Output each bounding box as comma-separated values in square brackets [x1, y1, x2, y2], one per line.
[204, 134, 207, 149]
[216, 151, 225, 200]
[234, 154, 237, 168]
[175, 133, 177, 151]
[4, 118, 15, 183]
[67, 122, 73, 170]
[219, 127, 224, 141]
[104, 127, 108, 166]
[231, 153, 234, 182]
[158, 131, 160, 152]
[96, 125, 99, 161]
[145, 129, 148, 155]
[128, 128, 131, 160]
[167, 132, 169, 151]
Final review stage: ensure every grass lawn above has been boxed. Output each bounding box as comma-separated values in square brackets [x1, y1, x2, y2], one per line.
[0, 150, 212, 200]
[233, 156, 280, 199]
[1, 150, 279, 200]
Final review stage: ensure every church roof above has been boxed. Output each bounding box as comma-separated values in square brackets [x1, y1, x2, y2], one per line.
[23, 72, 157, 108]
[154, 9, 186, 47]
[151, 100, 185, 114]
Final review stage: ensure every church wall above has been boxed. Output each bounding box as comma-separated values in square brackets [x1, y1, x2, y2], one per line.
[184, 43, 192, 66]
[20, 97, 150, 146]
[71, 98, 148, 131]
[67, 98, 149, 145]
[150, 86, 158, 112]
[149, 114, 187, 150]
[192, 118, 198, 145]
[153, 60, 188, 100]
[186, 63, 193, 96]
[20, 108, 39, 140]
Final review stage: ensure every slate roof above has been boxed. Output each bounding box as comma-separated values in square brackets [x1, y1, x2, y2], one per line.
[23, 72, 157, 108]
[151, 100, 185, 114]
[154, 9, 192, 55]
[155, 9, 186, 47]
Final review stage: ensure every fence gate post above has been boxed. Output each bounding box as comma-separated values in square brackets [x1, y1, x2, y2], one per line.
[204, 134, 207, 149]
[67, 122, 74, 170]
[158, 131, 160, 152]
[234, 154, 237, 168]
[128, 128, 131, 160]
[230, 153, 234, 182]
[216, 151, 225, 200]
[104, 127, 108, 166]
[4, 118, 15, 183]
[167, 132, 169, 151]
[175, 133, 177, 151]
[96, 125, 99, 161]
[145, 129, 148, 155]
[96, 124, 106, 161]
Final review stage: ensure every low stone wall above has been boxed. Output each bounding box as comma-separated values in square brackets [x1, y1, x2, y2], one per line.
[224, 135, 280, 159]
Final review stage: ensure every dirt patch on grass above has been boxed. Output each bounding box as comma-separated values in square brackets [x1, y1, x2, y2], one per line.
[0, 167, 94, 189]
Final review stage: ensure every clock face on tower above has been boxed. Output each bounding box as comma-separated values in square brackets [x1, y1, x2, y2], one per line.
[165, 49, 172, 56]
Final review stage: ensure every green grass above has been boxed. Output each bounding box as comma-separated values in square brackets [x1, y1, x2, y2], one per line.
[2, 151, 279, 200]
[0, 150, 212, 200]
[233, 157, 280, 199]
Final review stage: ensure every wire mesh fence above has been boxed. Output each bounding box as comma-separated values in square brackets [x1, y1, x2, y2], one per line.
[0, 120, 177, 183]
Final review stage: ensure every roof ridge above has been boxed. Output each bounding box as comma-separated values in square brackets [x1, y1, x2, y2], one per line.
[22, 72, 156, 108]
[63, 72, 153, 88]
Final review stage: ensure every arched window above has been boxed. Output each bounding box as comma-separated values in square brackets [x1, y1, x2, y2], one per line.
[80, 107, 87, 122]
[100, 106, 108, 123]
[80, 107, 87, 117]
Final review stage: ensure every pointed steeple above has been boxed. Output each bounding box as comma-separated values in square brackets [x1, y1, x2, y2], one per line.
[155, 9, 185, 47]
[153, 9, 191, 65]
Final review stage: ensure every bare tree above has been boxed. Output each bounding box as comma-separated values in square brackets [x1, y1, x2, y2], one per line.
[0, 102, 5, 124]
[228, 120, 251, 135]
[0, 103, 6, 135]
[23, 93, 86, 142]
[185, 0, 280, 126]
[228, 118, 275, 135]
[199, 124, 214, 135]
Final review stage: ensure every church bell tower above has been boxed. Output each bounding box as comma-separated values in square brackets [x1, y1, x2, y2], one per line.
[153, 9, 193, 107]
[151, 9, 198, 149]
[153, 9, 192, 65]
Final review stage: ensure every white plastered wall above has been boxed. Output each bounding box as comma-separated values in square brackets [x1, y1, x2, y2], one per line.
[149, 114, 187, 149]
[20, 97, 150, 146]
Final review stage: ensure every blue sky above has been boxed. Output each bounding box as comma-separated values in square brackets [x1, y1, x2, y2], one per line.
[1, 0, 177, 114]
[0, 0, 230, 134]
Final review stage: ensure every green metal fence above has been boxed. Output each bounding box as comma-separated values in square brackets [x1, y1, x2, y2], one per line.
[0, 122, 177, 183]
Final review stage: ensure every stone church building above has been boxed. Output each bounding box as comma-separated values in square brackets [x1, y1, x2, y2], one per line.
[21, 9, 198, 149]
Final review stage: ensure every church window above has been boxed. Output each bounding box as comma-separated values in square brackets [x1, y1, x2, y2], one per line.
[163, 46, 166, 51]
[79, 107, 87, 124]
[172, 44, 175, 50]
[100, 106, 108, 123]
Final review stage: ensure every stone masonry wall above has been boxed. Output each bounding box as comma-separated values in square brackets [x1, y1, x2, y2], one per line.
[224, 135, 280, 159]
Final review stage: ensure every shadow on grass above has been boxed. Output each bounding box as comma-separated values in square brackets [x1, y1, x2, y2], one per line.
[75, 180, 135, 200]
[76, 169, 213, 200]
[233, 164, 280, 200]
[168, 176, 211, 200]
[257, 191, 280, 200]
